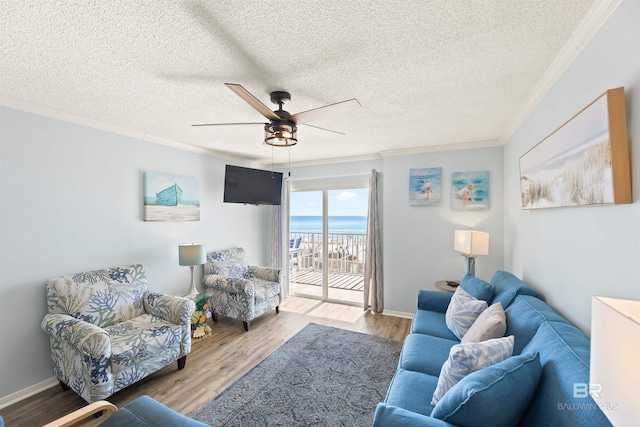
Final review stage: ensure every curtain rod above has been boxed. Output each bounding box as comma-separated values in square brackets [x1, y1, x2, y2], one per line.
[288, 171, 373, 181]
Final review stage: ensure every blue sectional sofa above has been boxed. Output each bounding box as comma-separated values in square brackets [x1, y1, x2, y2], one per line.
[373, 271, 612, 427]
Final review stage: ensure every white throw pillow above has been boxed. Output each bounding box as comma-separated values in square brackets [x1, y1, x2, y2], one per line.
[431, 335, 515, 406]
[445, 287, 488, 340]
[461, 302, 506, 343]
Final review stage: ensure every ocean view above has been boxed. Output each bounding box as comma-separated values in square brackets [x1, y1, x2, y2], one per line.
[290, 216, 367, 234]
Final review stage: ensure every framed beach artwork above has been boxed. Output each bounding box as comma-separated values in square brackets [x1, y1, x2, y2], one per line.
[143, 172, 200, 221]
[451, 171, 489, 211]
[519, 87, 631, 210]
[409, 167, 442, 206]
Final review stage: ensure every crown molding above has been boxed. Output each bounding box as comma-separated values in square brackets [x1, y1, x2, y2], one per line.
[0, 94, 250, 164]
[270, 153, 383, 169]
[379, 139, 502, 158]
[500, 0, 623, 143]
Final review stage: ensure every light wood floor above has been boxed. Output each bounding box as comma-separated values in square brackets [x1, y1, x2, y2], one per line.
[1, 297, 411, 426]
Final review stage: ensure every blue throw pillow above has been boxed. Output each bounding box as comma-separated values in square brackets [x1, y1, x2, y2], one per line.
[460, 274, 495, 302]
[431, 352, 542, 427]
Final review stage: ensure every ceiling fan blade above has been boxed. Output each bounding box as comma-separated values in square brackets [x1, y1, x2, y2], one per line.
[301, 123, 345, 136]
[225, 83, 280, 121]
[192, 122, 265, 127]
[291, 98, 361, 125]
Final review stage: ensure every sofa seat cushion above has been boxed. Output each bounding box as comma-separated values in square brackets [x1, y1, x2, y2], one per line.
[251, 279, 280, 303]
[431, 352, 542, 427]
[384, 368, 439, 417]
[411, 310, 459, 341]
[519, 321, 612, 427]
[399, 334, 457, 376]
[505, 295, 568, 355]
[489, 270, 538, 309]
[431, 336, 514, 406]
[106, 314, 182, 373]
[445, 287, 488, 340]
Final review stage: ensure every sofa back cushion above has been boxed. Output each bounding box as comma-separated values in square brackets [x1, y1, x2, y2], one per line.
[460, 274, 495, 302]
[505, 295, 568, 355]
[46, 264, 148, 328]
[205, 247, 249, 278]
[489, 270, 538, 309]
[519, 321, 612, 427]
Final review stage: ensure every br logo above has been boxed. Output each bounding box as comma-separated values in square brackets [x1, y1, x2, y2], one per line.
[573, 383, 602, 398]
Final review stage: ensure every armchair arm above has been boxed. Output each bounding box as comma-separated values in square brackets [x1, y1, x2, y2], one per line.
[41, 313, 110, 359]
[417, 290, 453, 313]
[373, 403, 456, 427]
[143, 292, 195, 325]
[247, 265, 281, 283]
[42, 401, 117, 427]
[202, 274, 255, 296]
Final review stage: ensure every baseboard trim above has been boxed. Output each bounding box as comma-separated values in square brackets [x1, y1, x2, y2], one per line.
[0, 377, 58, 409]
[381, 309, 414, 320]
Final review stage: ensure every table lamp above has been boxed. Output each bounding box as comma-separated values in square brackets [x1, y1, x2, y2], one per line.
[179, 242, 206, 298]
[454, 230, 489, 276]
[590, 296, 640, 426]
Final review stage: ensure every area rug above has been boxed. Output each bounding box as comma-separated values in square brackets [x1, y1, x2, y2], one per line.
[192, 323, 403, 426]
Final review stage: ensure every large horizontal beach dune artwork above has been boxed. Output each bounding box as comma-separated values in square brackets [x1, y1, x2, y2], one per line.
[143, 172, 200, 221]
[519, 87, 631, 210]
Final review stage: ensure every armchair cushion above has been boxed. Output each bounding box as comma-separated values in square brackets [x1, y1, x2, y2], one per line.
[205, 247, 249, 278]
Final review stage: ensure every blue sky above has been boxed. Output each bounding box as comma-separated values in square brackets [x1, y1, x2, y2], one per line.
[290, 188, 369, 216]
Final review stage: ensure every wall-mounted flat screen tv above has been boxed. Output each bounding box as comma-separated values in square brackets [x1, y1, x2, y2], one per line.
[223, 164, 283, 205]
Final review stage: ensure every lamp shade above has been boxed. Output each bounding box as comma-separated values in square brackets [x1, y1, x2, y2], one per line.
[178, 243, 206, 266]
[590, 296, 640, 426]
[454, 230, 489, 256]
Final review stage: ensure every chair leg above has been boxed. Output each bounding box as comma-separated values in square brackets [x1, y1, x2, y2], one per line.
[59, 380, 70, 391]
[177, 355, 187, 370]
[211, 312, 218, 322]
[243, 321, 250, 331]
[276, 306, 280, 314]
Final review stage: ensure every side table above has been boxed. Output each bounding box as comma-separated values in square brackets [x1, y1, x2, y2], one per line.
[435, 280, 459, 293]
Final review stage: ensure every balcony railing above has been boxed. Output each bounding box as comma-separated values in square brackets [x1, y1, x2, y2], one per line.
[290, 232, 366, 275]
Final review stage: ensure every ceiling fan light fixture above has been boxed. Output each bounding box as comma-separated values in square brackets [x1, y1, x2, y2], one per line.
[264, 122, 298, 147]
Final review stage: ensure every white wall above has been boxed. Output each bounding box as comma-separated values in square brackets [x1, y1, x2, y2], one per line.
[503, 0, 640, 333]
[0, 107, 270, 400]
[382, 147, 504, 314]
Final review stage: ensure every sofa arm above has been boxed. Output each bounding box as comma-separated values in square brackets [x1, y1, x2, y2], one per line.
[417, 290, 453, 313]
[373, 404, 456, 427]
[41, 313, 110, 359]
[247, 265, 281, 283]
[143, 293, 195, 325]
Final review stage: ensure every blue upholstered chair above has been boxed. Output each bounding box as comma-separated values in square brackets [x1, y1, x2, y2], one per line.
[41, 265, 195, 403]
[42, 395, 208, 427]
[202, 247, 281, 331]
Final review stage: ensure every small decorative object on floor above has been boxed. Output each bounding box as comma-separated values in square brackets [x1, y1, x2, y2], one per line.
[191, 296, 212, 340]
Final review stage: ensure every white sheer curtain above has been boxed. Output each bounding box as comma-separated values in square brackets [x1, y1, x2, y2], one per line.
[270, 178, 291, 298]
[364, 169, 383, 313]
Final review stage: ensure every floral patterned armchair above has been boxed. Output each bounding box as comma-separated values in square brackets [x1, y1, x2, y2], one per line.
[202, 247, 281, 331]
[41, 264, 195, 403]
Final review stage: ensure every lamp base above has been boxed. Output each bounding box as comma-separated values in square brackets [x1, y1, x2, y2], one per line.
[463, 255, 476, 276]
[184, 265, 200, 299]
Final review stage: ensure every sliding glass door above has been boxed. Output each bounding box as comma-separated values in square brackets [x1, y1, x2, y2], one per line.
[289, 186, 368, 305]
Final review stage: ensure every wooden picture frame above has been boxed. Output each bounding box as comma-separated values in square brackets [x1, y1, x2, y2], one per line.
[519, 87, 631, 210]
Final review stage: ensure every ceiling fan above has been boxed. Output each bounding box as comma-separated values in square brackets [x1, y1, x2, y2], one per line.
[192, 83, 361, 147]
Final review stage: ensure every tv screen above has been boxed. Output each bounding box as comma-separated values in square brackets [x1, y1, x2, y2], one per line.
[223, 164, 283, 205]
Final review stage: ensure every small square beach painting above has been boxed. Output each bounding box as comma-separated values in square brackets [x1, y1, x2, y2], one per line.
[409, 168, 442, 206]
[143, 172, 200, 221]
[451, 171, 489, 211]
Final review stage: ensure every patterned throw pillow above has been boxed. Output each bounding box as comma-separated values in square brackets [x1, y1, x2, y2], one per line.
[431, 335, 515, 406]
[461, 302, 506, 343]
[445, 287, 488, 340]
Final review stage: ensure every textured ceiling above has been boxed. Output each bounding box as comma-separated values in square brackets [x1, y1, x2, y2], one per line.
[1, 0, 604, 166]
